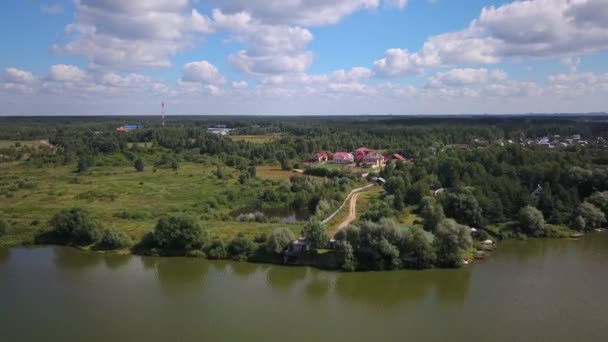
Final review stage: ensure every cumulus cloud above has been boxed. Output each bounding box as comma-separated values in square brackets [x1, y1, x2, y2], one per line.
[330, 67, 373, 83]
[212, 9, 315, 75]
[374, 0, 608, 76]
[427, 68, 507, 88]
[3, 68, 37, 85]
[232, 81, 248, 89]
[54, 0, 213, 69]
[47, 64, 88, 82]
[208, 0, 381, 26]
[182, 61, 226, 85]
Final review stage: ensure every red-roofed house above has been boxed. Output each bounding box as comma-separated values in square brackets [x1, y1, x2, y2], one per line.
[353, 147, 372, 162]
[388, 153, 408, 164]
[332, 152, 354, 164]
[309, 152, 328, 163]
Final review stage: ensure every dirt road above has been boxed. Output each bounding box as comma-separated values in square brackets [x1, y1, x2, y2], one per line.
[336, 192, 360, 232]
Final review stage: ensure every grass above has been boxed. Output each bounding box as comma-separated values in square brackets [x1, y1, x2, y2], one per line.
[398, 206, 421, 226]
[0, 161, 303, 247]
[229, 134, 281, 144]
[0, 140, 46, 148]
[256, 165, 300, 181]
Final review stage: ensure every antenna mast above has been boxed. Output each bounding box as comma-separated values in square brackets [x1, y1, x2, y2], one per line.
[161, 101, 165, 127]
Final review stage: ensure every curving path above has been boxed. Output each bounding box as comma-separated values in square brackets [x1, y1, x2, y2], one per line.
[335, 192, 360, 232]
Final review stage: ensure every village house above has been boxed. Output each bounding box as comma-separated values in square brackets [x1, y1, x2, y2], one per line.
[353, 147, 373, 162]
[331, 152, 354, 164]
[309, 152, 329, 163]
[388, 153, 407, 164]
[362, 151, 385, 168]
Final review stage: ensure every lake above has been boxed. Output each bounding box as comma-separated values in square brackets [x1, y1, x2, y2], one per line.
[1, 235, 608, 342]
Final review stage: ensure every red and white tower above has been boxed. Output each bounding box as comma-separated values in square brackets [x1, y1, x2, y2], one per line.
[161, 101, 165, 127]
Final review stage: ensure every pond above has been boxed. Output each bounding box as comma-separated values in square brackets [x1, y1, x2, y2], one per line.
[1, 234, 608, 342]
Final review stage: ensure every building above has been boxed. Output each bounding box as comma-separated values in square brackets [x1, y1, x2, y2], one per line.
[388, 153, 407, 164]
[115, 124, 143, 132]
[207, 125, 232, 135]
[362, 151, 385, 168]
[331, 152, 354, 164]
[353, 147, 372, 162]
[310, 152, 329, 163]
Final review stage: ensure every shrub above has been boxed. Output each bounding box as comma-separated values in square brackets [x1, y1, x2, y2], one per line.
[206, 239, 228, 259]
[134, 158, 145, 172]
[154, 214, 207, 251]
[518, 206, 546, 237]
[185, 250, 206, 258]
[266, 227, 295, 254]
[49, 208, 102, 245]
[96, 227, 132, 250]
[227, 233, 256, 261]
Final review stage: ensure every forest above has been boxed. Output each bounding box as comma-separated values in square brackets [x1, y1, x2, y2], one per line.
[1, 115, 607, 271]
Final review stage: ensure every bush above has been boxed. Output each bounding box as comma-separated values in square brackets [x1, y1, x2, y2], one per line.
[227, 233, 256, 261]
[134, 158, 145, 172]
[154, 214, 207, 251]
[206, 239, 228, 259]
[49, 208, 102, 245]
[266, 227, 295, 254]
[185, 250, 206, 258]
[95, 228, 132, 250]
[518, 206, 546, 237]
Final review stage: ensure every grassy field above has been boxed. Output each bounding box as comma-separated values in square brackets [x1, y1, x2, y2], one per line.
[255, 165, 300, 181]
[0, 161, 304, 247]
[0, 140, 46, 148]
[229, 134, 281, 144]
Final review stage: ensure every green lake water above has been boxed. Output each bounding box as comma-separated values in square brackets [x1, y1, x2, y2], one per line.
[1, 235, 608, 342]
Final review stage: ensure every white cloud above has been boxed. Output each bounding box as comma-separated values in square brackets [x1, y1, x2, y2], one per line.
[427, 68, 507, 88]
[40, 3, 64, 15]
[330, 67, 373, 83]
[373, 0, 608, 76]
[212, 9, 315, 75]
[47, 64, 88, 82]
[232, 81, 248, 89]
[561, 56, 581, 73]
[208, 0, 381, 26]
[373, 48, 432, 77]
[54, 0, 213, 69]
[384, 0, 408, 9]
[3, 68, 37, 85]
[182, 61, 226, 85]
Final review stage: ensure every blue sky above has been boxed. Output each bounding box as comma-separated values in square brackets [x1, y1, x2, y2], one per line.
[1, 0, 607, 115]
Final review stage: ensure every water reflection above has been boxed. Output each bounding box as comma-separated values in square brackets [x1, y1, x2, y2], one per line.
[266, 266, 308, 292]
[230, 261, 260, 278]
[53, 247, 103, 272]
[0, 248, 10, 265]
[103, 254, 132, 270]
[303, 272, 331, 300]
[334, 268, 472, 308]
[147, 257, 210, 296]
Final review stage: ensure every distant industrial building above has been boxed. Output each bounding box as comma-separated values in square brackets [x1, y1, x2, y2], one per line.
[116, 124, 144, 132]
[207, 125, 232, 135]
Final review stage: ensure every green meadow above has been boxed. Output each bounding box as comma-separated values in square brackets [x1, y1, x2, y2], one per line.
[0, 161, 304, 247]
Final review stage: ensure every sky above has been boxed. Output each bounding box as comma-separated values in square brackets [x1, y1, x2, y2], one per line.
[1, 0, 607, 116]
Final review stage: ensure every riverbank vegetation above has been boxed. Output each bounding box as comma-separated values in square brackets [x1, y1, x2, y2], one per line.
[1, 115, 608, 271]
